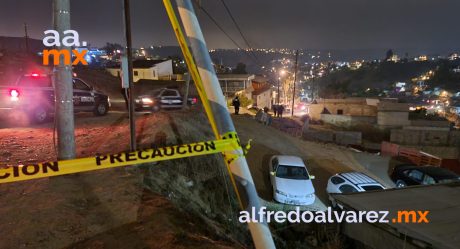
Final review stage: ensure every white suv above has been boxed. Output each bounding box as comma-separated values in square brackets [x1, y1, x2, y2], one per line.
[326, 172, 385, 208]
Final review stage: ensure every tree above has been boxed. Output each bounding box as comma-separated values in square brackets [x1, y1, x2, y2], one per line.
[233, 62, 247, 74]
[167, 55, 187, 74]
[101, 42, 124, 56]
[385, 49, 394, 61]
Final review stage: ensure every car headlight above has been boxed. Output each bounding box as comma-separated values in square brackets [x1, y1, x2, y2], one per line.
[141, 98, 153, 104]
[275, 190, 288, 196]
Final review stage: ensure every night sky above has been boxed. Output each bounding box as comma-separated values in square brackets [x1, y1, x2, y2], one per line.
[1, 0, 459, 52]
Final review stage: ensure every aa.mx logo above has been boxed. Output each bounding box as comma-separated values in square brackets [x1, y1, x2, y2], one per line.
[42, 30, 88, 66]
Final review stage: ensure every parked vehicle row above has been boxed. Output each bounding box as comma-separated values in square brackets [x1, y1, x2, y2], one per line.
[268, 154, 460, 208]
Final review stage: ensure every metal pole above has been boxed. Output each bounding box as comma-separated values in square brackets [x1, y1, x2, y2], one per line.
[277, 77, 280, 104]
[291, 50, 299, 117]
[175, 1, 276, 248]
[182, 72, 190, 109]
[53, 0, 76, 160]
[24, 23, 29, 53]
[122, 0, 136, 151]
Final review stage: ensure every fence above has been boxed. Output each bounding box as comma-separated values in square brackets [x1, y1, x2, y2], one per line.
[381, 141, 442, 166]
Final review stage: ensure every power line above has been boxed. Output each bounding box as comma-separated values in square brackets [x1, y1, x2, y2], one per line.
[218, 0, 261, 65]
[193, 1, 262, 67]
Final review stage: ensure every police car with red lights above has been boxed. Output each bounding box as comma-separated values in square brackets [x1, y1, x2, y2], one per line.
[0, 73, 110, 123]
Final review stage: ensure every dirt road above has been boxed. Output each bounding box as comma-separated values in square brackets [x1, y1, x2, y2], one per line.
[233, 114, 394, 203]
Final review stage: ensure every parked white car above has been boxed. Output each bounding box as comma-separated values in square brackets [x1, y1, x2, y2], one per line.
[326, 172, 385, 208]
[269, 155, 316, 205]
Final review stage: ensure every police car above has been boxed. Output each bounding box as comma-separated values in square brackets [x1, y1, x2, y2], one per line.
[0, 73, 110, 123]
[135, 88, 197, 112]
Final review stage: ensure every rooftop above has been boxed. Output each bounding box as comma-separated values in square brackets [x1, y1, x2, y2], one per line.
[217, 74, 255, 81]
[334, 183, 460, 249]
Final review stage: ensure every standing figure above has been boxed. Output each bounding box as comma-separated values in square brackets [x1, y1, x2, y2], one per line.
[121, 87, 129, 111]
[273, 105, 278, 117]
[278, 105, 284, 118]
[232, 96, 240, 115]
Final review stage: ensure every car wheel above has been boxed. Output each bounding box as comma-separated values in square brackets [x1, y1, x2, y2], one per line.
[152, 105, 160, 112]
[31, 106, 48, 123]
[395, 180, 407, 188]
[94, 101, 109, 116]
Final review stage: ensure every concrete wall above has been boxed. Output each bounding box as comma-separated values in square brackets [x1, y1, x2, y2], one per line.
[302, 130, 334, 143]
[335, 131, 362, 146]
[377, 102, 409, 112]
[253, 90, 272, 109]
[155, 60, 173, 78]
[105, 60, 173, 83]
[302, 130, 362, 145]
[410, 120, 451, 128]
[377, 111, 411, 127]
[390, 130, 460, 147]
[307, 103, 377, 120]
[321, 114, 376, 127]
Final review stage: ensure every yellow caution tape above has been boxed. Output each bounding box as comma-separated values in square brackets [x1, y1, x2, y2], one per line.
[0, 132, 242, 184]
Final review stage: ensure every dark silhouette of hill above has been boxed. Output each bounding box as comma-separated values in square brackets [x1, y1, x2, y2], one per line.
[315, 61, 440, 95]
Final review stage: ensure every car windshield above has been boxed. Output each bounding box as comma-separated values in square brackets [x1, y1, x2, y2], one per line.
[276, 165, 309, 180]
[17, 76, 52, 87]
[361, 185, 384, 191]
[149, 90, 162, 96]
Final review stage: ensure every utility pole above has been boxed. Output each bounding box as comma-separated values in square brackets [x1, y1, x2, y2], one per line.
[53, 0, 76, 160]
[291, 50, 299, 117]
[24, 23, 29, 53]
[122, 0, 136, 151]
[175, 1, 276, 248]
[277, 77, 280, 104]
[182, 72, 190, 109]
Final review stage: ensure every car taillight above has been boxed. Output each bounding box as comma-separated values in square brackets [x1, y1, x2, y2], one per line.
[192, 97, 197, 104]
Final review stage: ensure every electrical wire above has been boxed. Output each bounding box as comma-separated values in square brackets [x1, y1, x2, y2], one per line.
[218, 0, 261, 65]
[193, 1, 262, 68]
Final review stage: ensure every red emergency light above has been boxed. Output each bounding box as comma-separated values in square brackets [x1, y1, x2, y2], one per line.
[9, 89, 19, 101]
[10, 89, 19, 98]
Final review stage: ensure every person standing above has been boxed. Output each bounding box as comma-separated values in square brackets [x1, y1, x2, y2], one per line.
[278, 105, 284, 118]
[121, 87, 129, 111]
[273, 104, 278, 117]
[232, 96, 240, 115]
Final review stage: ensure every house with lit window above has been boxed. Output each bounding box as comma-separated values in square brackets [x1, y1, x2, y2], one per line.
[106, 59, 173, 82]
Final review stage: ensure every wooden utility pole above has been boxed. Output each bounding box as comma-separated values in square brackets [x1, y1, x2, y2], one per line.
[291, 50, 299, 117]
[24, 23, 29, 53]
[122, 0, 136, 151]
[53, 0, 76, 160]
